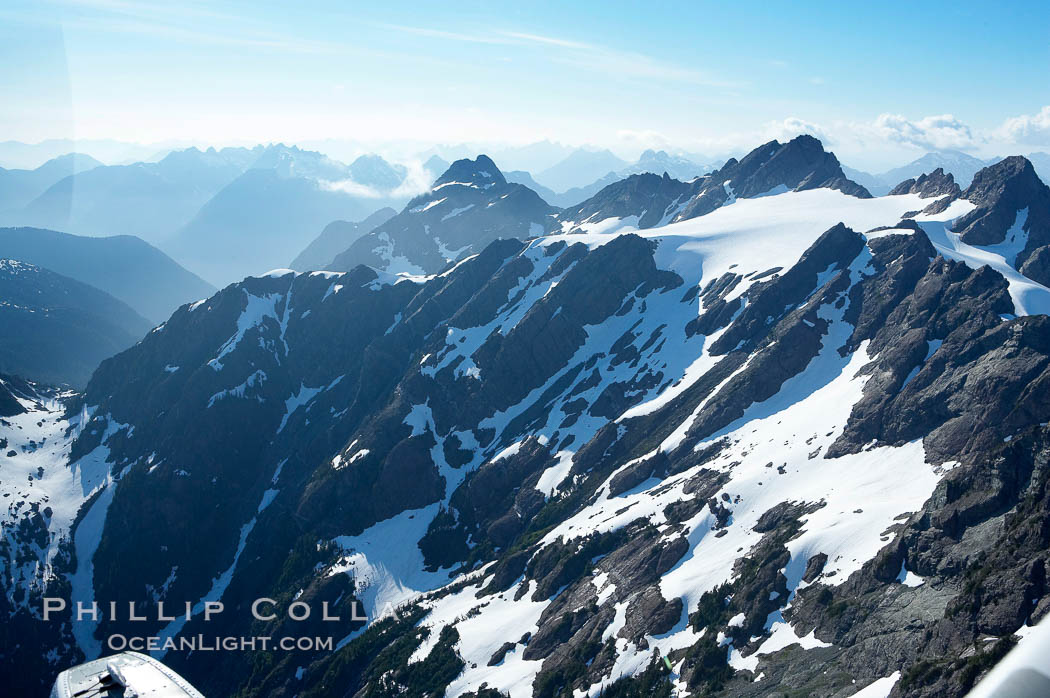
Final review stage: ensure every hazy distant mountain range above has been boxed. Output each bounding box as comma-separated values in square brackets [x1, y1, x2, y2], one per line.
[8, 146, 257, 242]
[841, 150, 1014, 195]
[0, 153, 103, 211]
[0, 226, 214, 323]
[534, 148, 630, 192]
[0, 138, 170, 169]
[504, 149, 720, 207]
[0, 145, 449, 286]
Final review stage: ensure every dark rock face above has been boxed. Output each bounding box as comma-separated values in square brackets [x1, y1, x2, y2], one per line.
[672, 135, 870, 222]
[0, 373, 33, 416]
[708, 223, 864, 356]
[557, 136, 870, 238]
[329, 156, 558, 274]
[558, 172, 696, 231]
[888, 168, 961, 199]
[1020, 244, 1050, 286]
[722, 135, 871, 199]
[953, 157, 1050, 272]
[831, 259, 1035, 463]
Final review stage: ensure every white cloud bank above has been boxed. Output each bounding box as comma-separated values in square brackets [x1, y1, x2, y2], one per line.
[997, 105, 1050, 144]
[656, 106, 1050, 171]
[868, 113, 976, 151]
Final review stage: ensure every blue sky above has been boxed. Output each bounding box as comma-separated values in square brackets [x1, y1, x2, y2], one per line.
[2, 0, 1048, 169]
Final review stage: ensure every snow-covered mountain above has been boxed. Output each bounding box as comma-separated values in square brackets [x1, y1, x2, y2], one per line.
[886, 167, 961, 200]
[557, 172, 697, 232]
[0, 259, 152, 386]
[327, 155, 558, 275]
[3, 147, 1050, 698]
[557, 135, 869, 235]
[626, 149, 717, 181]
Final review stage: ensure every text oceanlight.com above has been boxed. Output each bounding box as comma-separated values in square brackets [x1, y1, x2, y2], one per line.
[107, 634, 334, 652]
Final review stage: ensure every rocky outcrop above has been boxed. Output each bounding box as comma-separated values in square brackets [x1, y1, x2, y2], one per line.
[0, 373, 32, 416]
[1020, 244, 1050, 286]
[558, 137, 871, 235]
[558, 172, 696, 231]
[672, 135, 870, 222]
[328, 155, 558, 274]
[953, 157, 1050, 265]
[888, 167, 961, 199]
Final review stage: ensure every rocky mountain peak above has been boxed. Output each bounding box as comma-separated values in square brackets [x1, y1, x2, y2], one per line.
[433, 154, 507, 188]
[423, 154, 450, 177]
[636, 149, 692, 171]
[559, 137, 873, 233]
[670, 136, 870, 222]
[888, 167, 961, 199]
[953, 156, 1050, 249]
[327, 154, 554, 274]
[740, 134, 869, 198]
[962, 155, 1046, 208]
[946, 155, 1050, 287]
[558, 171, 695, 231]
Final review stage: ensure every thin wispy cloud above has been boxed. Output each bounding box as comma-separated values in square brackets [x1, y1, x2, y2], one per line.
[381, 24, 516, 46]
[383, 24, 592, 49]
[499, 31, 592, 50]
[42, 0, 353, 55]
[551, 48, 739, 88]
[384, 23, 740, 89]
